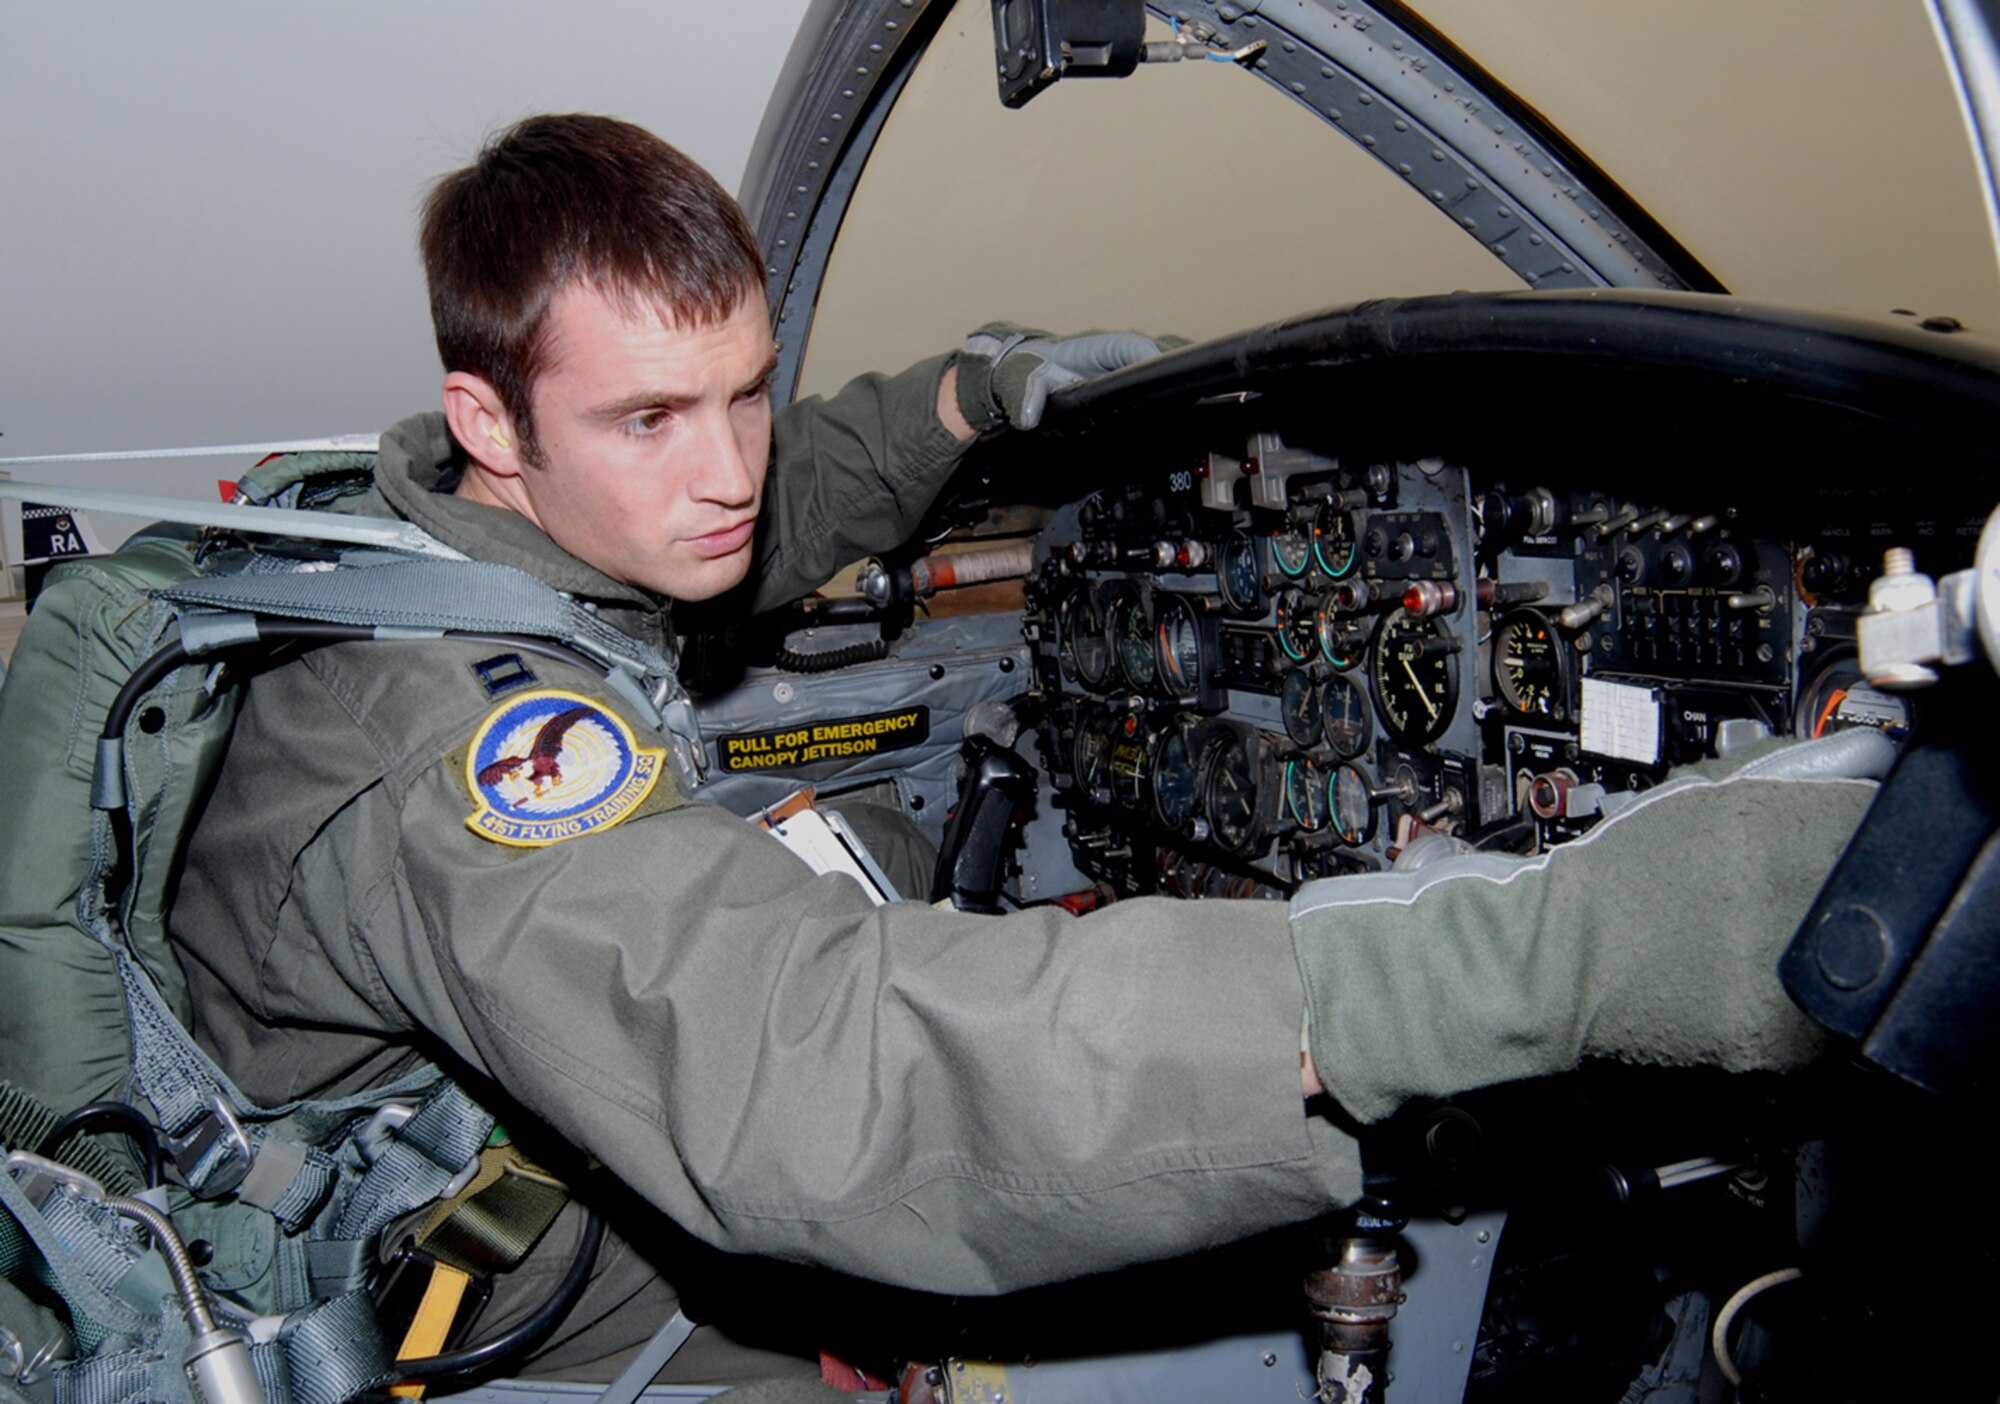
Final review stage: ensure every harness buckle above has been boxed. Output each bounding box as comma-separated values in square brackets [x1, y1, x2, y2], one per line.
[356, 1103, 480, 1198]
[355, 1103, 418, 1164]
[4, 1150, 108, 1210]
[165, 1096, 255, 1198]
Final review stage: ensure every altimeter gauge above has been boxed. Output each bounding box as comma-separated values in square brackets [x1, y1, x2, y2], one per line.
[1370, 610, 1460, 746]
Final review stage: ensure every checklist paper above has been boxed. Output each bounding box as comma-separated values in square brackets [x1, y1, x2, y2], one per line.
[1580, 677, 1661, 765]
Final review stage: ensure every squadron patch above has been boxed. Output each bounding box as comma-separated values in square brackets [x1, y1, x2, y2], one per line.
[464, 689, 663, 847]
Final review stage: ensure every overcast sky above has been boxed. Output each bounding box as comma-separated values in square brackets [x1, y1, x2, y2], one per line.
[2, 1, 813, 549]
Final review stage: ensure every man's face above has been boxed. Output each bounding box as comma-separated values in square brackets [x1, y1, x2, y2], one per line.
[513, 283, 777, 601]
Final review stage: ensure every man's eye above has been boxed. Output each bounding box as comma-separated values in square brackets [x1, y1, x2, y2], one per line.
[622, 409, 671, 436]
[735, 382, 771, 406]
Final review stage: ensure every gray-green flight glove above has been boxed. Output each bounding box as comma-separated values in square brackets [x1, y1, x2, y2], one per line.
[1290, 731, 1892, 1123]
[954, 322, 1177, 432]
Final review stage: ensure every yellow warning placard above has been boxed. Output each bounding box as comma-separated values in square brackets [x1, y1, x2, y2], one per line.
[717, 706, 930, 772]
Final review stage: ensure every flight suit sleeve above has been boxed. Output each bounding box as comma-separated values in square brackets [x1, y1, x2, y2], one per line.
[259, 650, 1356, 1296]
[748, 354, 970, 611]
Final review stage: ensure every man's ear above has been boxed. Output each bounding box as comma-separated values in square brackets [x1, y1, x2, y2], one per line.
[442, 371, 525, 477]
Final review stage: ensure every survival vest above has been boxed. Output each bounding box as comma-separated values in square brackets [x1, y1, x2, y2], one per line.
[0, 452, 703, 1404]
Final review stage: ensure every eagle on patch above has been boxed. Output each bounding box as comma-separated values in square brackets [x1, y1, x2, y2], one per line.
[463, 689, 665, 847]
[476, 705, 594, 805]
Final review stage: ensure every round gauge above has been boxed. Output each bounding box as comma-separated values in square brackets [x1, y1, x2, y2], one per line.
[1108, 711, 1148, 807]
[1370, 611, 1460, 746]
[1217, 533, 1265, 615]
[1201, 730, 1262, 853]
[1071, 714, 1111, 797]
[1272, 520, 1312, 578]
[1312, 504, 1359, 579]
[1058, 589, 1111, 690]
[1321, 674, 1373, 759]
[1280, 668, 1324, 748]
[1108, 587, 1156, 692]
[1154, 594, 1204, 699]
[1330, 762, 1377, 846]
[1795, 650, 1912, 740]
[1285, 758, 1328, 831]
[1150, 725, 1199, 830]
[1492, 608, 1571, 720]
[1317, 611, 1367, 671]
[1276, 589, 1319, 663]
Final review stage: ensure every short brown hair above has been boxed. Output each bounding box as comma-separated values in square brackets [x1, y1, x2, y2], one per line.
[420, 114, 766, 462]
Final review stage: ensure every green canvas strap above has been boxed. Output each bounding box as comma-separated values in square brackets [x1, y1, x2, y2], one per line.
[155, 553, 682, 720]
[414, 1147, 568, 1278]
[6, 1291, 392, 1404]
[0, 1161, 149, 1356]
[4, 1165, 394, 1404]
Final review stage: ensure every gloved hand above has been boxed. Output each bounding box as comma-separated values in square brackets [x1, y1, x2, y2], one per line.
[1290, 732, 1891, 1122]
[953, 322, 1177, 432]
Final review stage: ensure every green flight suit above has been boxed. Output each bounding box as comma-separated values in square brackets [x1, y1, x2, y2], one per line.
[169, 351, 1868, 1386]
[169, 359, 1352, 1382]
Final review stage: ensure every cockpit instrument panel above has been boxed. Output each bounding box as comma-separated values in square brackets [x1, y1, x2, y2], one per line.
[1019, 420, 1991, 905]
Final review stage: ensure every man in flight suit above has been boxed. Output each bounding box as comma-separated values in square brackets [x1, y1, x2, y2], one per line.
[169, 114, 1873, 1389]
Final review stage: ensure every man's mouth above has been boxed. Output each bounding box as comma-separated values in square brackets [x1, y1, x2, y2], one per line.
[687, 520, 755, 558]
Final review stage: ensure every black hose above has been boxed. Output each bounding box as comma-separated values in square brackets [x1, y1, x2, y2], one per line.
[772, 639, 889, 673]
[394, 1211, 606, 1382]
[37, 1100, 166, 1189]
[1469, 815, 1538, 853]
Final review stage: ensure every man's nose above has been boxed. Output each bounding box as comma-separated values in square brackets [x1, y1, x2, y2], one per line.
[690, 411, 759, 506]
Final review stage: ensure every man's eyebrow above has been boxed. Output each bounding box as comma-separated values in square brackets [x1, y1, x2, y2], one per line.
[587, 348, 782, 421]
[744, 344, 781, 391]
[587, 391, 686, 421]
